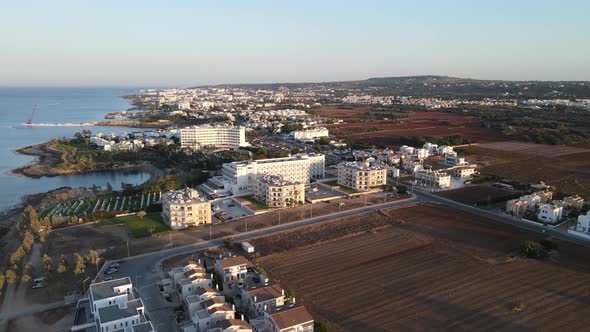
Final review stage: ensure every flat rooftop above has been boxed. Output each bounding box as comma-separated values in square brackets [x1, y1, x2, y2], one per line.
[90, 277, 132, 301]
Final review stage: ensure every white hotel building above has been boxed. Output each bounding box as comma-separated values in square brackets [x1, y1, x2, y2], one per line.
[180, 125, 249, 150]
[219, 153, 325, 195]
[289, 127, 329, 142]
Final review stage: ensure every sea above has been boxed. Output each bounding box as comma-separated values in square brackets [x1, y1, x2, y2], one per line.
[0, 87, 151, 211]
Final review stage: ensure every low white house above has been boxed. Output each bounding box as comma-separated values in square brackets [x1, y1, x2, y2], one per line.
[537, 204, 563, 224]
[575, 211, 590, 233]
[250, 304, 314, 332]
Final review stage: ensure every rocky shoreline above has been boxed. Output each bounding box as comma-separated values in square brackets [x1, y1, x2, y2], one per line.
[11, 141, 163, 179]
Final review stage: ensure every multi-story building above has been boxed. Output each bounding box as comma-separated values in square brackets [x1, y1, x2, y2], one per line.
[180, 125, 249, 150]
[452, 166, 477, 178]
[537, 204, 563, 224]
[575, 211, 590, 233]
[221, 154, 325, 195]
[289, 127, 329, 141]
[250, 304, 314, 332]
[215, 256, 250, 287]
[506, 199, 527, 216]
[415, 170, 451, 188]
[71, 277, 155, 332]
[241, 284, 286, 318]
[564, 195, 585, 209]
[254, 175, 305, 207]
[162, 188, 211, 230]
[337, 161, 387, 191]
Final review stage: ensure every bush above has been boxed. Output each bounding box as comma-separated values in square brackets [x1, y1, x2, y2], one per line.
[223, 237, 233, 248]
[397, 185, 408, 195]
[315, 321, 330, 332]
[521, 241, 547, 259]
[540, 239, 558, 251]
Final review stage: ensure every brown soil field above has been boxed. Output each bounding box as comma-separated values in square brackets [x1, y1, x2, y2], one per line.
[252, 204, 590, 332]
[436, 185, 522, 207]
[477, 141, 590, 157]
[317, 107, 505, 146]
[464, 144, 590, 197]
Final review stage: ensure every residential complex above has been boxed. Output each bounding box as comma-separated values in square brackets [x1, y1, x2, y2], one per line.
[71, 277, 154, 332]
[254, 175, 305, 208]
[415, 170, 452, 188]
[217, 153, 325, 195]
[162, 188, 211, 230]
[337, 161, 387, 191]
[250, 304, 314, 332]
[180, 125, 249, 150]
[289, 127, 329, 142]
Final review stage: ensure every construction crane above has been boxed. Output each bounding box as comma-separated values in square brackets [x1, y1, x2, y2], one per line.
[25, 104, 37, 125]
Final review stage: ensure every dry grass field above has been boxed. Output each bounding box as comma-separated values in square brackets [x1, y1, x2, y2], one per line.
[317, 107, 505, 146]
[252, 204, 590, 332]
[465, 143, 590, 197]
[436, 185, 521, 207]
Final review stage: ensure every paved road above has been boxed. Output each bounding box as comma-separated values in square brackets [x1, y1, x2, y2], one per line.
[108, 195, 421, 331]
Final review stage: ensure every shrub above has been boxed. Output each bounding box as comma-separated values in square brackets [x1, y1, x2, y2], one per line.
[521, 241, 547, 259]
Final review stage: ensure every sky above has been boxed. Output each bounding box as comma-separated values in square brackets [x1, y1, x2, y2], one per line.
[1, 0, 589, 87]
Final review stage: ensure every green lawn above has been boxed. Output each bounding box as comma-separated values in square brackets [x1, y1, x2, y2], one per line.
[239, 196, 270, 210]
[102, 212, 169, 238]
[55, 139, 97, 157]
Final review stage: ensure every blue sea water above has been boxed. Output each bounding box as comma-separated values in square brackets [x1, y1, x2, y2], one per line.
[0, 87, 150, 210]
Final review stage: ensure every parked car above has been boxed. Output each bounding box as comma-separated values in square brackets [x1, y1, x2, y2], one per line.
[32, 283, 44, 289]
[106, 268, 118, 275]
[104, 276, 113, 281]
[110, 263, 120, 268]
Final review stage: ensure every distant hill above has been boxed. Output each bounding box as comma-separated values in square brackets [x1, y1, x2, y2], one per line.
[195, 76, 590, 99]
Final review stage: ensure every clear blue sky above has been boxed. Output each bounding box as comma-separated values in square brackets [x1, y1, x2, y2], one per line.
[1, 0, 589, 87]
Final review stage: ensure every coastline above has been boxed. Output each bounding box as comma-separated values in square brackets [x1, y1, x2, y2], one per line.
[11, 141, 163, 179]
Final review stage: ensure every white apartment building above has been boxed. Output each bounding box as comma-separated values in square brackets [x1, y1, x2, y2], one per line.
[414, 148, 430, 160]
[70, 277, 155, 332]
[337, 161, 387, 191]
[254, 175, 305, 207]
[537, 204, 563, 224]
[289, 127, 329, 141]
[180, 125, 249, 150]
[415, 170, 451, 188]
[575, 211, 590, 233]
[241, 284, 286, 319]
[444, 153, 467, 166]
[452, 166, 477, 178]
[162, 188, 211, 230]
[221, 154, 325, 195]
[423, 143, 439, 155]
[438, 145, 454, 155]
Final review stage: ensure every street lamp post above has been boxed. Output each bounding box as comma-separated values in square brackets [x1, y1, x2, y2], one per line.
[82, 277, 90, 295]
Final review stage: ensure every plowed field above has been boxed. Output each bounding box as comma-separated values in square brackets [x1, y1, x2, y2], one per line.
[253, 204, 590, 332]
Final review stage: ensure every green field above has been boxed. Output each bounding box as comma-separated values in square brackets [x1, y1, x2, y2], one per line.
[102, 212, 169, 238]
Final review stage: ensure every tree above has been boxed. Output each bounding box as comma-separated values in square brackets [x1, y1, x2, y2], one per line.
[74, 253, 85, 275]
[42, 254, 53, 273]
[5, 270, 17, 284]
[106, 182, 113, 192]
[86, 250, 100, 268]
[57, 255, 68, 274]
[521, 241, 547, 259]
[137, 211, 147, 219]
[9, 246, 26, 266]
[147, 225, 156, 235]
[223, 237, 233, 249]
[0, 272, 5, 293]
[23, 231, 35, 252]
[315, 321, 330, 332]
[285, 289, 296, 301]
[397, 185, 408, 195]
[21, 274, 31, 284]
